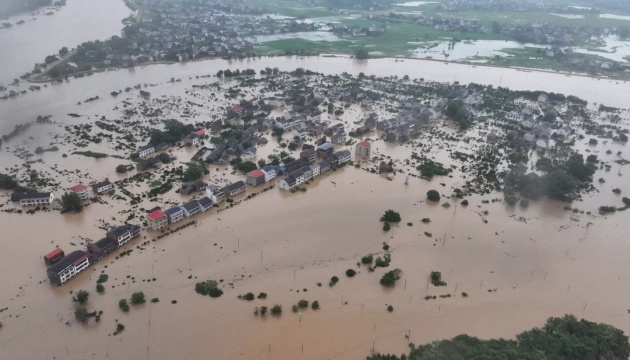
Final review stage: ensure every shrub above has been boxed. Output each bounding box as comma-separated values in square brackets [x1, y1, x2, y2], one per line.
[271, 305, 282, 315]
[242, 292, 255, 301]
[195, 282, 209, 295]
[361, 254, 374, 264]
[74, 307, 89, 322]
[427, 190, 440, 202]
[380, 269, 402, 287]
[292, 304, 298, 312]
[505, 195, 518, 206]
[257, 292, 267, 299]
[383, 222, 391, 231]
[329, 276, 339, 287]
[387, 305, 394, 312]
[151, 298, 159, 303]
[73, 290, 90, 304]
[208, 288, 223, 298]
[382, 242, 390, 251]
[346, 269, 357, 277]
[462, 292, 468, 298]
[375, 254, 391, 268]
[260, 306, 268, 315]
[119, 299, 130, 312]
[460, 200, 469, 206]
[298, 300, 309, 308]
[131, 292, 146, 305]
[430, 271, 447, 286]
[312, 301, 320, 310]
[96, 284, 105, 293]
[380, 210, 401, 223]
[421, 218, 431, 223]
[97, 274, 109, 283]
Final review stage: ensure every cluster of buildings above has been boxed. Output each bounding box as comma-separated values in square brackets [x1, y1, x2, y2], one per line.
[44, 224, 141, 285]
[145, 180, 246, 231]
[10, 180, 115, 207]
[277, 148, 352, 191]
[67, 0, 321, 72]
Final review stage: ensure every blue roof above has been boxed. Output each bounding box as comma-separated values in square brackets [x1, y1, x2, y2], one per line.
[318, 142, 334, 150]
[262, 165, 274, 172]
[278, 166, 286, 171]
[165, 206, 182, 215]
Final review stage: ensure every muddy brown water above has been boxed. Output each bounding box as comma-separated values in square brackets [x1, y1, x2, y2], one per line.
[1, 12, 630, 359]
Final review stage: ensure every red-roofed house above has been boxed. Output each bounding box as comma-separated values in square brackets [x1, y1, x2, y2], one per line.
[245, 169, 266, 187]
[355, 141, 371, 158]
[231, 105, 243, 116]
[69, 184, 90, 200]
[195, 129, 205, 137]
[44, 248, 65, 266]
[147, 210, 167, 231]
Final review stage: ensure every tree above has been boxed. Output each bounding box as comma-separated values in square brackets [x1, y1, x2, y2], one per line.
[131, 291, 146, 305]
[354, 48, 369, 59]
[346, 269, 356, 277]
[73, 290, 90, 304]
[430, 271, 447, 286]
[116, 164, 130, 173]
[0, 173, 18, 190]
[59, 47, 69, 57]
[298, 300, 308, 308]
[96, 284, 105, 293]
[271, 305, 282, 315]
[182, 162, 205, 182]
[61, 192, 83, 213]
[311, 301, 320, 310]
[380, 269, 402, 287]
[74, 307, 89, 322]
[238, 161, 257, 173]
[380, 210, 401, 222]
[119, 299, 129, 312]
[544, 169, 577, 202]
[427, 190, 441, 202]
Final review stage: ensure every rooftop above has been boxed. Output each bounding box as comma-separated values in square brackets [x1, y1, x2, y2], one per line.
[357, 141, 370, 147]
[47, 250, 89, 274]
[44, 248, 64, 260]
[225, 180, 246, 191]
[318, 142, 334, 151]
[164, 206, 183, 215]
[247, 169, 265, 178]
[147, 210, 166, 220]
[70, 184, 87, 192]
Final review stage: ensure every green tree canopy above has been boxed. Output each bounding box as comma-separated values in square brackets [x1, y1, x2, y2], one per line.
[61, 192, 83, 213]
[182, 162, 205, 182]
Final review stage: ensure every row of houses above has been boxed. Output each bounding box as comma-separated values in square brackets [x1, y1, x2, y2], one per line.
[278, 150, 352, 191]
[44, 224, 141, 285]
[11, 180, 115, 207]
[145, 180, 246, 231]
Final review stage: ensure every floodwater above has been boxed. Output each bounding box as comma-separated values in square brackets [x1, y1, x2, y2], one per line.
[599, 14, 630, 21]
[0, 0, 132, 84]
[411, 40, 543, 61]
[253, 31, 342, 43]
[550, 13, 585, 19]
[574, 36, 630, 63]
[1, 2, 630, 360]
[394, 1, 439, 6]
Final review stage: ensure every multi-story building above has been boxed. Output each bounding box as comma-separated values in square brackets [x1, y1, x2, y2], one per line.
[147, 210, 168, 231]
[47, 250, 91, 285]
[355, 141, 371, 158]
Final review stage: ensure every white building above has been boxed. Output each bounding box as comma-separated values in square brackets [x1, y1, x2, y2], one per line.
[17, 192, 54, 206]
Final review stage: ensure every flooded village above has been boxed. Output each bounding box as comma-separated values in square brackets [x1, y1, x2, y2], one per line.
[2, 0, 630, 359]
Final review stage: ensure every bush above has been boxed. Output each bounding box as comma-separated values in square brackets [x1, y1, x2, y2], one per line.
[119, 299, 130, 312]
[257, 292, 267, 299]
[73, 290, 89, 304]
[361, 254, 374, 264]
[346, 269, 357, 277]
[97, 274, 109, 283]
[383, 222, 391, 231]
[462, 292, 468, 298]
[131, 292, 146, 305]
[505, 195, 518, 206]
[242, 292, 255, 301]
[298, 300, 309, 308]
[427, 190, 440, 202]
[312, 301, 320, 310]
[380, 210, 401, 222]
[430, 271, 447, 286]
[74, 307, 89, 322]
[380, 269, 403, 287]
[375, 253, 391, 268]
[96, 284, 105, 293]
[151, 298, 159, 303]
[460, 200, 469, 206]
[329, 276, 339, 287]
[421, 218, 431, 223]
[209, 288, 223, 298]
[260, 306, 268, 315]
[387, 305, 394, 312]
[195, 282, 209, 295]
[271, 305, 282, 315]
[292, 304, 299, 313]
